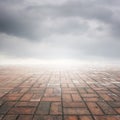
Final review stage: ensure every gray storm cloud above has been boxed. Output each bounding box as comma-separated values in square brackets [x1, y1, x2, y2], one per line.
[0, 0, 120, 60]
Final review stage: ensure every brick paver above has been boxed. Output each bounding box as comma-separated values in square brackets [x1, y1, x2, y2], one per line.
[0, 66, 120, 120]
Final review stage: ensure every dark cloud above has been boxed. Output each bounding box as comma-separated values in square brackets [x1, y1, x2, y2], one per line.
[0, 0, 115, 39]
[0, 0, 120, 60]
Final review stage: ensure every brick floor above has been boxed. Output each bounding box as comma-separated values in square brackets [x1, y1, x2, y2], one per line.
[0, 66, 120, 120]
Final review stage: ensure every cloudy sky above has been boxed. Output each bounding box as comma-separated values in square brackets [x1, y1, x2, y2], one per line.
[0, 0, 120, 63]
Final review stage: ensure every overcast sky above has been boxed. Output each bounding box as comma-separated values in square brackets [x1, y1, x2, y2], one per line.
[0, 0, 120, 63]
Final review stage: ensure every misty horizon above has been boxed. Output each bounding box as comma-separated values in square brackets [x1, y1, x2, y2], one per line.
[0, 0, 120, 63]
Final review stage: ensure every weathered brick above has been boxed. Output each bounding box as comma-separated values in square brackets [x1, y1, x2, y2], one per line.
[63, 94, 72, 102]
[115, 108, 120, 114]
[81, 93, 98, 98]
[0, 115, 4, 120]
[41, 97, 61, 102]
[50, 102, 62, 115]
[16, 101, 38, 107]
[79, 116, 93, 120]
[86, 102, 103, 115]
[20, 94, 33, 101]
[53, 88, 61, 96]
[33, 115, 62, 120]
[83, 97, 100, 102]
[30, 94, 42, 101]
[64, 116, 78, 120]
[17, 115, 33, 120]
[99, 93, 114, 101]
[2, 115, 18, 120]
[8, 107, 35, 114]
[0, 100, 4, 106]
[44, 88, 53, 96]
[64, 108, 90, 115]
[97, 101, 117, 114]
[85, 88, 95, 93]
[78, 88, 87, 93]
[0, 102, 16, 114]
[71, 94, 82, 101]
[108, 101, 120, 107]
[3, 93, 22, 101]
[36, 102, 50, 114]
[94, 115, 120, 120]
[63, 102, 85, 108]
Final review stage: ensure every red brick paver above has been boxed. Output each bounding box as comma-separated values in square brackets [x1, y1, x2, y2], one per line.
[0, 66, 120, 120]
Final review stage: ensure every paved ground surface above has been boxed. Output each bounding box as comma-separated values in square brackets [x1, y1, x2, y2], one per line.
[0, 65, 120, 120]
